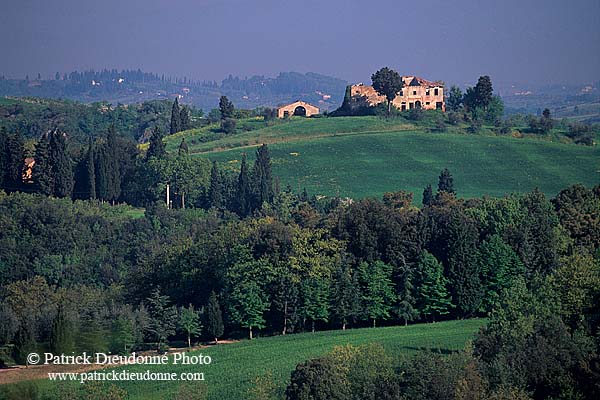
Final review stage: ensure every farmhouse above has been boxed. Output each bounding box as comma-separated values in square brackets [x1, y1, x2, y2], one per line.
[277, 100, 319, 118]
[350, 76, 445, 112]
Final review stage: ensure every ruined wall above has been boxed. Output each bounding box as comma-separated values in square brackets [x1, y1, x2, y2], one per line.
[350, 76, 445, 112]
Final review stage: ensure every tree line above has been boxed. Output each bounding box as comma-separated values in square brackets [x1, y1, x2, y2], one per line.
[1, 174, 598, 360]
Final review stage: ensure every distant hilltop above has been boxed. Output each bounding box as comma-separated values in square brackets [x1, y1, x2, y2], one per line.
[0, 70, 348, 112]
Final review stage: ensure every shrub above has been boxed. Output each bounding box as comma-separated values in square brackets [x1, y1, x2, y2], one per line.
[221, 118, 236, 134]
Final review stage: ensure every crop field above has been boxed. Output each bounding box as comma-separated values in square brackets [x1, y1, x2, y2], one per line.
[4, 319, 484, 399]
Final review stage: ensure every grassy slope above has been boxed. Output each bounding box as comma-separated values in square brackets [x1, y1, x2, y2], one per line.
[10, 320, 483, 399]
[119, 319, 483, 399]
[182, 118, 599, 200]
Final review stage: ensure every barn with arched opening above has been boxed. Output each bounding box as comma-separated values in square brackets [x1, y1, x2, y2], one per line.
[277, 100, 320, 118]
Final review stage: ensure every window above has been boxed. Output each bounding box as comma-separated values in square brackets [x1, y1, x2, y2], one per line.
[399, 90, 403, 96]
[426, 102, 430, 105]
[434, 88, 439, 96]
[412, 91, 417, 95]
[426, 89, 430, 95]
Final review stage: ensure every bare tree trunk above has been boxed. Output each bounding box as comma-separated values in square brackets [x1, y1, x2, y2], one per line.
[342, 322, 346, 331]
[373, 319, 376, 328]
[249, 326, 253, 340]
[188, 333, 191, 350]
[312, 320, 315, 333]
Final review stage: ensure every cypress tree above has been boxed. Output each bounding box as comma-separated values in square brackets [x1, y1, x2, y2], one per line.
[178, 138, 189, 156]
[252, 144, 273, 208]
[206, 291, 224, 344]
[85, 139, 96, 199]
[235, 153, 252, 217]
[422, 184, 433, 206]
[179, 105, 190, 131]
[50, 303, 75, 354]
[32, 133, 53, 195]
[0, 127, 6, 189]
[170, 98, 181, 134]
[4, 129, 25, 191]
[209, 161, 222, 208]
[396, 264, 418, 326]
[105, 126, 121, 202]
[49, 131, 73, 198]
[147, 125, 166, 160]
[437, 168, 455, 194]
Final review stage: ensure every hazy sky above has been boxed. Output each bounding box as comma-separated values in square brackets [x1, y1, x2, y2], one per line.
[1, 0, 599, 85]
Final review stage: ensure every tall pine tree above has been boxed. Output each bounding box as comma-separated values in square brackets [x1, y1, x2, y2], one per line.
[417, 251, 452, 322]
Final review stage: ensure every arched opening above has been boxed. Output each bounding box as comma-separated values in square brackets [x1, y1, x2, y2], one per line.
[415, 101, 422, 109]
[293, 106, 307, 116]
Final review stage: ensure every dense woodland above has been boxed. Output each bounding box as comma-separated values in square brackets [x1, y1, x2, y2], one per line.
[0, 70, 599, 399]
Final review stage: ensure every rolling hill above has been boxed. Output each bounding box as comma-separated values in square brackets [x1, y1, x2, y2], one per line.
[164, 116, 600, 201]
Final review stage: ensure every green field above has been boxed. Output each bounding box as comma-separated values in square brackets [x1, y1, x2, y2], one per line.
[27, 319, 482, 399]
[175, 116, 599, 200]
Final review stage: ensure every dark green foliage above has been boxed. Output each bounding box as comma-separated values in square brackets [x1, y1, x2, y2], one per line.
[147, 125, 166, 160]
[1, 129, 24, 192]
[396, 263, 418, 326]
[228, 279, 269, 339]
[252, 144, 273, 207]
[170, 98, 181, 134]
[95, 126, 122, 202]
[509, 188, 559, 277]
[371, 67, 403, 114]
[178, 138, 189, 156]
[206, 291, 224, 343]
[85, 140, 96, 199]
[478, 235, 525, 313]
[12, 322, 36, 365]
[422, 184, 433, 206]
[221, 117, 236, 134]
[447, 85, 463, 112]
[146, 288, 177, 352]
[218, 96, 234, 120]
[32, 133, 53, 195]
[474, 75, 494, 109]
[235, 153, 252, 216]
[407, 107, 424, 120]
[179, 105, 191, 131]
[300, 277, 329, 332]
[286, 357, 350, 400]
[330, 264, 360, 330]
[208, 161, 222, 208]
[358, 260, 395, 327]
[49, 302, 74, 354]
[416, 252, 452, 321]
[437, 168, 455, 194]
[48, 131, 74, 198]
[447, 216, 482, 316]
